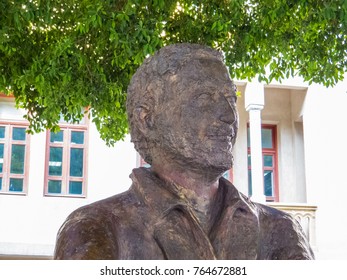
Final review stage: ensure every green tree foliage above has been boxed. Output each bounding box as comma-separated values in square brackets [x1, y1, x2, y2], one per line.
[1, 0, 347, 144]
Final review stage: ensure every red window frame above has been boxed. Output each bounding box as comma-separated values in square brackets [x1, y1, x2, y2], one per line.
[44, 121, 89, 198]
[247, 124, 279, 202]
[0, 122, 30, 195]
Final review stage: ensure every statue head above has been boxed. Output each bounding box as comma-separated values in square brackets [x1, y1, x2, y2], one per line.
[126, 43, 238, 174]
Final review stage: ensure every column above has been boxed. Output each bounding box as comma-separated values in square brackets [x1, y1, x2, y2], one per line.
[245, 82, 266, 203]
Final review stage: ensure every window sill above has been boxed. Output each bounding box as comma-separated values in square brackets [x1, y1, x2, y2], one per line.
[0, 191, 27, 196]
[43, 193, 86, 199]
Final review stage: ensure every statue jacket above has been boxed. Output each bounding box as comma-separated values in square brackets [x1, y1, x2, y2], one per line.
[54, 167, 314, 260]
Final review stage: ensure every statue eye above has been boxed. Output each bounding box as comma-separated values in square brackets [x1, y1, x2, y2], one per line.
[197, 93, 211, 101]
[195, 93, 214, 106]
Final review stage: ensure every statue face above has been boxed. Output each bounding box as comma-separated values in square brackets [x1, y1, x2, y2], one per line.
[152, 57, 239, 173]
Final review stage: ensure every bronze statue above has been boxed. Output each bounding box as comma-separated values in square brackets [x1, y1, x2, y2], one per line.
[54, 43, 314, 260]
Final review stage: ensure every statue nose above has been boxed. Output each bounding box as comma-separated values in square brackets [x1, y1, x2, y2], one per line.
[219, 109, 238, 125]
[219, 95, 238, 125]
[218, 87, 238, 125]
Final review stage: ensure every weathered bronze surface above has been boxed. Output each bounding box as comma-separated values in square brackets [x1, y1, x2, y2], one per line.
[54, 43, 314, 260]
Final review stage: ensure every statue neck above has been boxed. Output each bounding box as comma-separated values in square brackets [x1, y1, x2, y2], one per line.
[150, 157, 220, 233]
[151, 159, 220, 198]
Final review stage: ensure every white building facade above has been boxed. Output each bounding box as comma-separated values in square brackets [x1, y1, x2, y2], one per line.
[0, 75, 346, 259]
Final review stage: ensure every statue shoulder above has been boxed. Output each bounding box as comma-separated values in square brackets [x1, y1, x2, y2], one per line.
[255, 203, 314, 260]
[54, 190, 136, 259]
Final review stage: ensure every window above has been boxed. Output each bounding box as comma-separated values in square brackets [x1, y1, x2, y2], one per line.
[44, 127, 88, 197]
[138, 155, 150, 168]
[222, 169, 233, 182]
[247, 124, 278, 202]
[0, 123, 30, 194]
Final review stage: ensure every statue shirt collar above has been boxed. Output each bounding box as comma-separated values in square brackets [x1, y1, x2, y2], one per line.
[129, 167, 260, 259]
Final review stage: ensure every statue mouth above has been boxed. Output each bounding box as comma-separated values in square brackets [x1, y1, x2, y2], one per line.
[207, 135, 233, 140]
[207, 129, 235, 140]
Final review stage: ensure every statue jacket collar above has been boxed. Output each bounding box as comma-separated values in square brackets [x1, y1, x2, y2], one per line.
[129, 167, 260, 260]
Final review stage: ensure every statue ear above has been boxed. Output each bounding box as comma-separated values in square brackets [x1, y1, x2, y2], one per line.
[134, 105, 154, 134]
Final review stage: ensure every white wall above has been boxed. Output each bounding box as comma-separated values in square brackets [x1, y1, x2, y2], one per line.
[87, 125, 136, 200]
[233, 84, 249, 195]
[303, 81, 347, 259]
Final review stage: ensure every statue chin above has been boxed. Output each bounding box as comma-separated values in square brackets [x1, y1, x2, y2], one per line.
[207, 161, 233, 176]
[184, 153, 234, 176]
